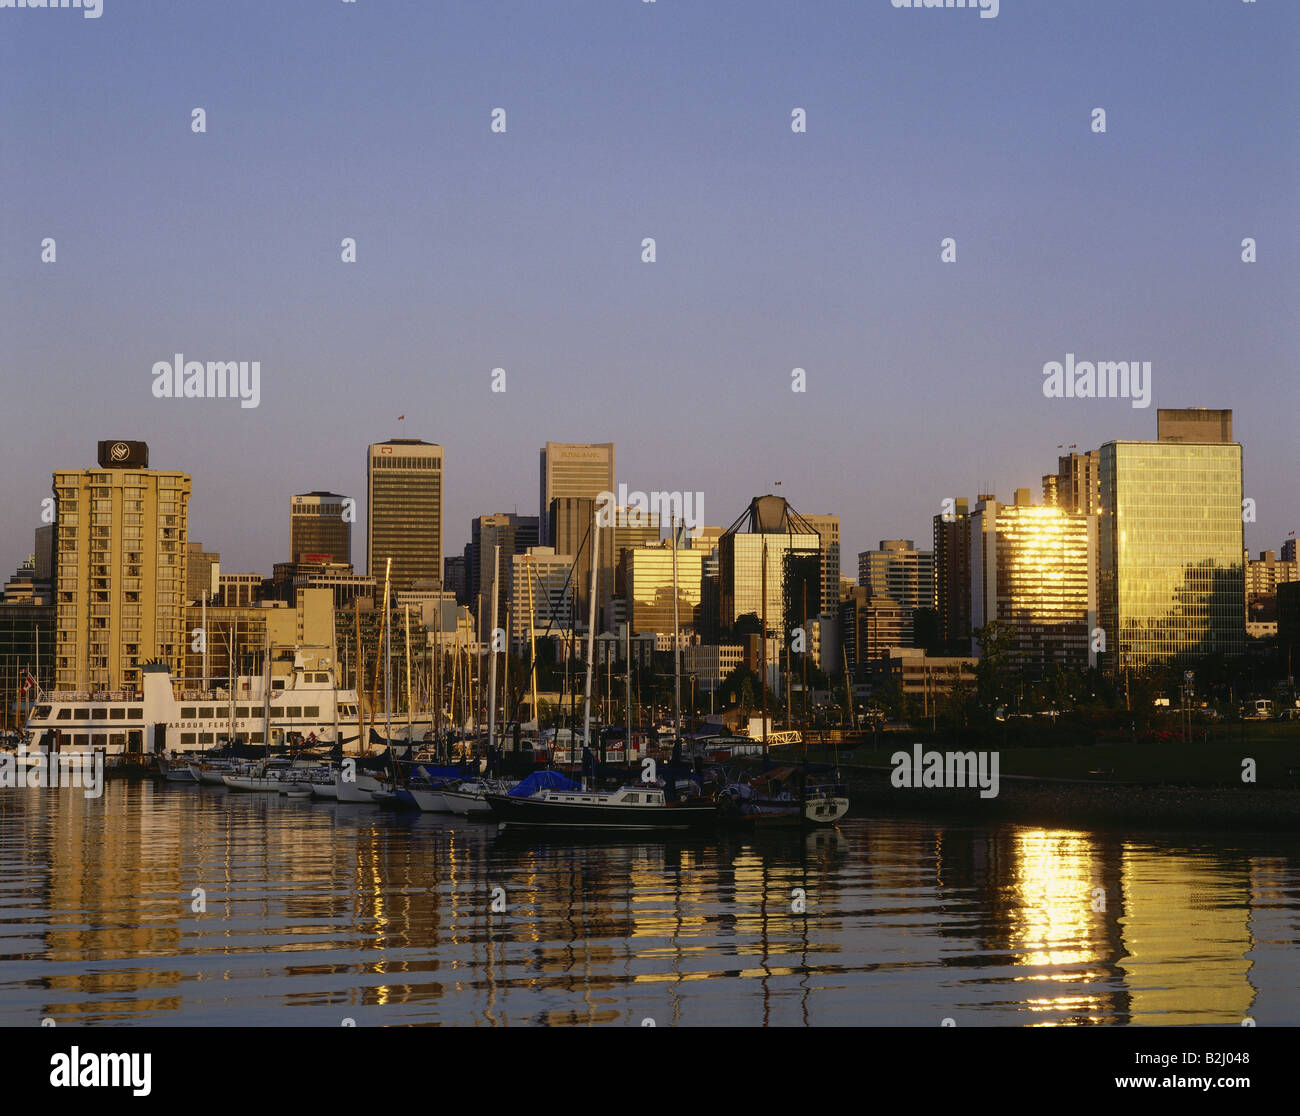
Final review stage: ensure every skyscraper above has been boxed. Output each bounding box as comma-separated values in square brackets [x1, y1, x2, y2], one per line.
[290, 491, 351, 564]
[469, 513, 540, 640]
[858, 540, 935, 612]
[800, 513, 841, 624]
[367, 440, 442, 590]
[1042, 450, 1101, 515]
[1099, 422, 1245, 671]
[970, 490, 1098, 670]
[719, 496, 821, 634]
[538, 442, 614, 545]
[934, 498, 972, 655]
[53, 444, 191, 690]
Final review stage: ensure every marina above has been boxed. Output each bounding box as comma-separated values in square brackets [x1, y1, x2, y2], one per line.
[1, 779, 1296, 1027]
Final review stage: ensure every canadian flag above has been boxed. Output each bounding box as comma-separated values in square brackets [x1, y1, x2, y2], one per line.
[20, 671, 35, 693]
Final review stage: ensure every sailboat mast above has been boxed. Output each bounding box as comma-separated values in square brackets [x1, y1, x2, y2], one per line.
[672, 514, 681, 742]
[487, 544, 500, 753]
[582, 511, 600, 763]
[761, 534, 768, 757]
[201, 591, 208, 691]
[353, 597, 365, 757]
[404, 604, 413, 738]
[383, 558, 392, 747]
[261, 628, 271, 758]
[527, 556, 538, 729]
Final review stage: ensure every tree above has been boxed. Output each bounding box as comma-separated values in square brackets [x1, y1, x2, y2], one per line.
[973, 620, 1015, 711]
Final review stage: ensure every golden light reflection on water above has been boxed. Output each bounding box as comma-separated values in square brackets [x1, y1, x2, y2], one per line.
[0, 784, 1294, 1025]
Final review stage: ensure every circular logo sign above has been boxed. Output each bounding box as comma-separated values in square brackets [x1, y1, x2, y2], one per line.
[110, 442, 130, 461]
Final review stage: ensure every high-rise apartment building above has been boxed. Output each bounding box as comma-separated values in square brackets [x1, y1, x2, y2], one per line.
[1042, 450, 1101, 515]
[185, 542, 220, 606]
[538, 442, 614, 545]
[1098, 433, 1245, 671]
[367, 440, 442, 590]
[290, 491, 351, 565]
[53, 445, 191, 691]
[934, 498, 972, 655]
[858, 540, 935, 611]
[970, 490, 1098, 670]
[801, 513, 840, 623]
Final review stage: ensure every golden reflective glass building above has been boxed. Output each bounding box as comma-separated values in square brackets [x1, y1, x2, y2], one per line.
[626, 542, 704, 640]
[1098, 440, 1245, 671]
[971, 492, 1097, 670]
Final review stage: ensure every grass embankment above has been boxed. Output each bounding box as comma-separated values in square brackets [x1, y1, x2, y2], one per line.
[793, 721, 1300, 789]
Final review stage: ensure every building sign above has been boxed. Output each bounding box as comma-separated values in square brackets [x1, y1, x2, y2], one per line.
[97, 440, 149, 469]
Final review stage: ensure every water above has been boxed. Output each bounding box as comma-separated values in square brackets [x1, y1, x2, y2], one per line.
[1, 782, 1297, 1026]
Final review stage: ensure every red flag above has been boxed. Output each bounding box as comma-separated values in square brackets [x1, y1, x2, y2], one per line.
[398, 414, 405, 421]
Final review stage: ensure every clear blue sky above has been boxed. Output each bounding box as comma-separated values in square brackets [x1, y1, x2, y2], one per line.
[2, 0, 1297, 576]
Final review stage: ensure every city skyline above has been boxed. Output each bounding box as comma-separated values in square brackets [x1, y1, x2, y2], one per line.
[2, 2, 1296, 578]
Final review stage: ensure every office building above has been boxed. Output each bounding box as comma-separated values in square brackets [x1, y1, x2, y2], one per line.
[970, 490, 1098, 670]
[934, 498, 973, 655]
[469, 513, 540, 639]
[625, 541, 704, 643]
[719, 496, 822, 636]
[290, 491, 351, 565]
[219, 573, 264, 608]
[1099, 430, 1245, 671]
[510, 547, 579, 655]
[1042, 450, 1101, 515]
[538, 442, 614, 545]
[367, 439, 443, 589]
[185, 542, 220, 605]
[858, 540, 935, 611]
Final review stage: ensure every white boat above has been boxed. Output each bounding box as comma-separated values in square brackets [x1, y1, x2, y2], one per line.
[804, 784, 850, 825]
[21, 652, 362, 766]
[333, 770, 389, 803]
[442, 778, 518, 816]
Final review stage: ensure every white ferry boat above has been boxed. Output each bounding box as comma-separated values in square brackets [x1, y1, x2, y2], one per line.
[21, 653, 362, 762]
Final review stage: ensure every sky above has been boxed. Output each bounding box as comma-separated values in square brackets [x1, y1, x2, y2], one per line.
[2, 0, 1297, 578]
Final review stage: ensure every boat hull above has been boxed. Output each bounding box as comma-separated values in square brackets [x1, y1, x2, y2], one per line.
[484, 793, 719, 830]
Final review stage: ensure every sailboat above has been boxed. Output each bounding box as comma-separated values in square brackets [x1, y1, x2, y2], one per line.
[485, 508, 718, 830]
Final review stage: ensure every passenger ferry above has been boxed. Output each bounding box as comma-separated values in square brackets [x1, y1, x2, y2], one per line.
[21, 653, 362, 761]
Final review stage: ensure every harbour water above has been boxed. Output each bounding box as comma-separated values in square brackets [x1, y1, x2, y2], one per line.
[1, 782, 1297, 1026]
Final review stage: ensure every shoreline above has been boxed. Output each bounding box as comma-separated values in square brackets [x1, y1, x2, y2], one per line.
[835, 763, 1300, 832]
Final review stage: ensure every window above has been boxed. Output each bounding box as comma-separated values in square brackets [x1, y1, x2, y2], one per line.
[285, 707, 301, 718]
[181, 707, 196, 718]
[180, 733, 197, 745]
[303, 706, 320, 717]
[127, 709, 142, 720]
[73, 708, 90, 720]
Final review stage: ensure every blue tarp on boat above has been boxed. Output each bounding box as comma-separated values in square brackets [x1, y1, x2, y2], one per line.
[508, 770, 581, 797]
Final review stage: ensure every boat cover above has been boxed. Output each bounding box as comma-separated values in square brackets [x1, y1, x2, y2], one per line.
[508, 770, 581, 797]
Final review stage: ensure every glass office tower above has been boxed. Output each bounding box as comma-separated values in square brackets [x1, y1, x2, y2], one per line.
[1098, 441, 1245, 672]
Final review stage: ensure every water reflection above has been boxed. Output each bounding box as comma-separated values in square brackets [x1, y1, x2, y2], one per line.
[0, 783, 1296, 1025]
